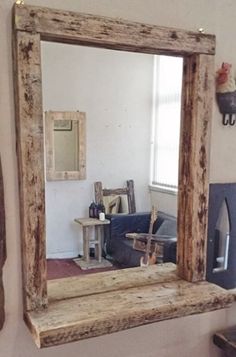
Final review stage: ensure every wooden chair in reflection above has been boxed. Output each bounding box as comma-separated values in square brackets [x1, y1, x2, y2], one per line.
[94, 179, 136, 214]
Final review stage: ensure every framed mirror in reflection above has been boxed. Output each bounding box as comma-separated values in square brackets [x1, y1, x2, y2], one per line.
[45, 111, 86, 181]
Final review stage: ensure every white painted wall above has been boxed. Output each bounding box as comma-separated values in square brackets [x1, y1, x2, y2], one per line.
[42, 43, 152, 258]
[151, 189, 177, 217]
[1, 0, 236, 356]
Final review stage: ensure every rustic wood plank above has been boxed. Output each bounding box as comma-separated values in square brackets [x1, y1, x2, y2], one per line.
[13, 31, 47, 311]
[78, 112, 86, 179]
[74, 218, 110, 226]
[48, 264, 179, 302]
[94, 181, 103, 204]
[45, 111, 86, 181]
[127, 179, 136, 213]
[26, 279, 233, 348]
[0, 158, 6, 330]
[102, 187, 128, 196]
[13, 4, 215, 55]
[177, 54, 214, 281]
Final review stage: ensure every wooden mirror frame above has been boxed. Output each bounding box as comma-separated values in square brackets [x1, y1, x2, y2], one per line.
[12, 3, 224, 347]
[45, 111, 86, 181]
[13, 2, 214, 310]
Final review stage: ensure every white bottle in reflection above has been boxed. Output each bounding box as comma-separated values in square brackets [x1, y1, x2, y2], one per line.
[99, 212, 105, 221]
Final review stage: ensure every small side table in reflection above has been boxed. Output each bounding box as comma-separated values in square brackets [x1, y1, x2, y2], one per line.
[74, 217, 110, 264]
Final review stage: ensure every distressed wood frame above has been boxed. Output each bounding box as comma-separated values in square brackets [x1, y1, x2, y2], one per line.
[45, 111, 86, 181]
[12, 3, 214, 315]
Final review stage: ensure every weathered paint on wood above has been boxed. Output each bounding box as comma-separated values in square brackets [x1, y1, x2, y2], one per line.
[26, 279, 233, 348]
[48, 264, 179, 302]
[13, 31, 47, 311]
[177, 54, 214, 281]
[45, 111, 86, 181]
[13, 4, 215, 56]
[0, 158, 6, 330]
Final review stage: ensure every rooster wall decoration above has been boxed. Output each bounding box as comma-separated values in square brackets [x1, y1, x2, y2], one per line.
[216, 62, 236, 126]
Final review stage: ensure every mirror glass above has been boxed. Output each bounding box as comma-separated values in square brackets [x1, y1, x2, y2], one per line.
[41, 41, 182, 281]
[54, 119, 78, 171]
[213, 199, 230, 272]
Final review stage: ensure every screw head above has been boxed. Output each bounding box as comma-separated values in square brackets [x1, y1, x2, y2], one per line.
[198, 28, 205, 34]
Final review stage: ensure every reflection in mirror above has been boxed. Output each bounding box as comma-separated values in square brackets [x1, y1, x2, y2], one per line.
[213, 199, 230, 272]
[54, 120, 78, 172]
[41, 42, 182, 281]
[45, 111, 86, 181]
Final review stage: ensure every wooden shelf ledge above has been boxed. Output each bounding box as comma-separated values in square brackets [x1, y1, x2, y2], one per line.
[47, 263, 180, 302]
[25, 264, 233, 348]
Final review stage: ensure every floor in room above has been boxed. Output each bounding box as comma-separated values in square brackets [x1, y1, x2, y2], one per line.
[47, 258, 118, 280]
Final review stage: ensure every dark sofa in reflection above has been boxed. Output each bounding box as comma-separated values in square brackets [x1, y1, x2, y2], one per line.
[104, 211, 177, 268]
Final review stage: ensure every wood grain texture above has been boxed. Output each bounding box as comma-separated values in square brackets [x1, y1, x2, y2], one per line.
[13, 4, 215, 56]
[127, 179, 136, 213]
[0, 158, 6, 330]
[177, 54, 214, 282]
[45, 111, 86, 181]
[94, 181, 103, 205]
[26, 279, 233, 348]
[13, 31, 47, 311]
[48, 264, 179, 302]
